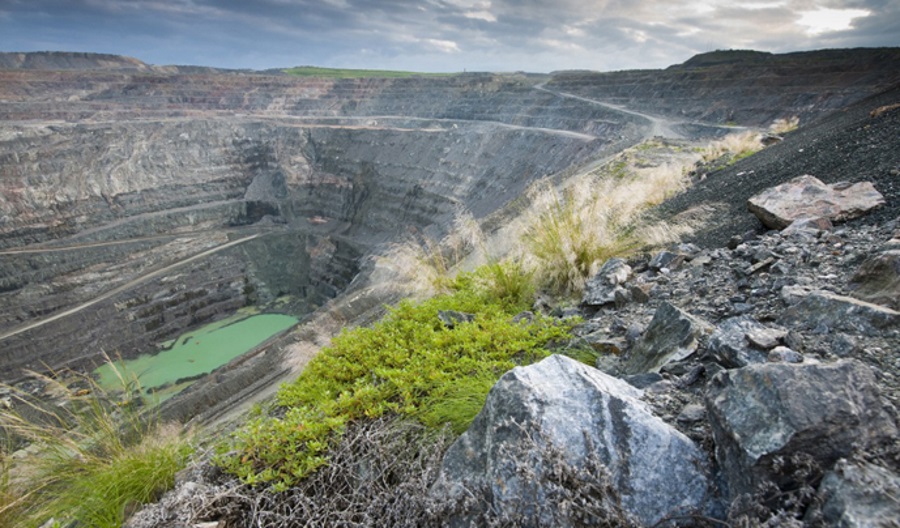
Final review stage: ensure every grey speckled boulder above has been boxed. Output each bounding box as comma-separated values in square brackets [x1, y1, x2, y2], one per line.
[431, 354, 713, 527]
[706, 360, 897, 498]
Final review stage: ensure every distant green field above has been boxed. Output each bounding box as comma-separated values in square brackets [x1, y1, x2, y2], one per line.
[283, 66, 456, 78]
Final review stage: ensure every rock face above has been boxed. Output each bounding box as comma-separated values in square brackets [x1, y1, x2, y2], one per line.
[431, 354, 712, 527]
[623, 302, 713, 374]
[706, 360, 898, 498]
[747, 175, 885, 230]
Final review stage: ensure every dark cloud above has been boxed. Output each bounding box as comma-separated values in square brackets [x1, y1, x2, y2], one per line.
[0, 0, 896, 71]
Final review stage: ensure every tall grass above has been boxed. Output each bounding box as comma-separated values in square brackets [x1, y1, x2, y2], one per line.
[769, 116, 799, 135]
[0, 361, 192, 528]
[701, 131, 763, 164]
[521, 156, 695, 296]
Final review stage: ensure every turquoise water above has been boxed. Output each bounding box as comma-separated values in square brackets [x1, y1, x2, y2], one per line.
[95, 313, 298, 400]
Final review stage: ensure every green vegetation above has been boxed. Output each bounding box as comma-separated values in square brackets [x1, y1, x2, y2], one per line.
[216, 263, 573, 489]
[0, 364, 192, 527]
[283, 66, 456, 79]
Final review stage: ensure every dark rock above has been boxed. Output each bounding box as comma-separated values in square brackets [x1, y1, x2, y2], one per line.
[583, 258, 632, 306]
[814, 459, 900, 527]
[747, 175, 885, 230]
[629, 284, 651, 303]
[431, 355, 713, 527]
[767, 346, 804, 363]
[849, 249, 900, 310]
[623, 372, 663, 389]
[613, 286, 631, 308]
[707, 316, 770, 368]
[649, 250, 685, 271]
[438, 310, 475, 329]
[831, 333, 859, 358]
[623, 302, 713, 375]
[511, 311, 534, 325]
[780, 290, 900, 334]
[706, 360, 898, 498]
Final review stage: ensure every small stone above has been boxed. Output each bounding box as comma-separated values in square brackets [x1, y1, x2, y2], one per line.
[629, 284, 650, 303]
[767, 346, 803, 363]
[511, 311, 534, 325]
[745, 326, 788, 350]
[649, 250, 685, 271]
[677, 403, 706, 423]
[583, 258, 633, 306]
[438, 310, 475, 328]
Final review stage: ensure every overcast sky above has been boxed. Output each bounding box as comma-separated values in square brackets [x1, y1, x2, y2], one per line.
[0, 0, 897, 72]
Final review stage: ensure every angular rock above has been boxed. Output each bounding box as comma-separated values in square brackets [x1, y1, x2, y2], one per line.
[583, 258, 632, 306]
[745, 326, 787, 350]
[707, 316, 770, 368]
[767, 346, 804, 363]
[706, 360, 898, 498]
[815, 459, 900, 527]
[431, 355, 713, 527]
[649, 250, 685, 271]
[623, 302, 713, 375]
[779, 290, 900, 334]
[747, 175, 885, 230]
[849, 249, 900, 310]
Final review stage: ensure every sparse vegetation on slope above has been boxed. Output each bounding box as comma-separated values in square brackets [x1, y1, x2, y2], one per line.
[216, 263, 573, 489]
[0, 364, 192, 528]
[519, 140, 699, 296]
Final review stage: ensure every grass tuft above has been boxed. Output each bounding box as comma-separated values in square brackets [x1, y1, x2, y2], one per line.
[701, 131, 763, 165]
[520, 149, 695, 297]
[0, 361, 192, 528]
[768, 116, 799, 135]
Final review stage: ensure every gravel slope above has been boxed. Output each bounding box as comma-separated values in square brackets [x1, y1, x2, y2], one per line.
[657, 83, 900, 248]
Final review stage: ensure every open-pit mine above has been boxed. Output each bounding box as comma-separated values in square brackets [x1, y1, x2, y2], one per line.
[2, 48, 899, 423]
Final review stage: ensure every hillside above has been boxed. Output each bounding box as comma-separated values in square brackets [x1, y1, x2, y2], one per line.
[1, 49, 899, 526]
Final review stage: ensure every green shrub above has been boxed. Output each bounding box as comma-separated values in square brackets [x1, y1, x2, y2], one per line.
[0, 363, 192, 528]
[216, 266, 572, 489]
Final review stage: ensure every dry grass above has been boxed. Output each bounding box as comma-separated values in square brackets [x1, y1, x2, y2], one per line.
[768, 116, 799, 135]
[701, 131, 763, 164]
[518, 147, 698, 296]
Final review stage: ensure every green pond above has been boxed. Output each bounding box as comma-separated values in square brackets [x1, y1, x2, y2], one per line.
[95, 312, 298, 401]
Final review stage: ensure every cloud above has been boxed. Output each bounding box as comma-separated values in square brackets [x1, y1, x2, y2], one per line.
[0, 0, 896, 72]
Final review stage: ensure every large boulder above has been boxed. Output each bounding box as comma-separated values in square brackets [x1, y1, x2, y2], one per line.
[582, 258, 632, 306]
[623, 302, 713, 375]
[849, 249, 900, 310]
[706, 360, 897, 498]
[779, 289, 900, 334]
[747, 175, 885, 230]
[431, 354, 714, 527]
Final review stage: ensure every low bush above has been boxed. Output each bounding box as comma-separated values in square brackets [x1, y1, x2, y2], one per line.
[216, 264, 573, 489]
[0, 364, 192, 528]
